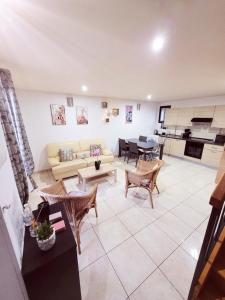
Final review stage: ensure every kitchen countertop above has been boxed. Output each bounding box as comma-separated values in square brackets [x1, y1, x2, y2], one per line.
[158, 134, 225, 146]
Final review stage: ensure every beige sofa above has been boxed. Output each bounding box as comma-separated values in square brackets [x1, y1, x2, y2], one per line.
[47, 138, 114, 180]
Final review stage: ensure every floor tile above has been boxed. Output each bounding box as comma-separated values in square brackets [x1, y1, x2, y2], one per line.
[80, 255, 127, 300]
[182, 231, 204, 260]
[154, 212, 193, 244]
[130, 269, 183, 300]
[78, 228, 105, 271]
[88, 201, 115, 225]
[94, 217, 131, 252]
[105, 194, 135, 214]
[108, 237, 157, 295]
[118, 206, 154, 234]
[170, 204, 206, 229]
[135, 223, 178, 266]
[160, 247, 196, 299]
[196, 218, 209, 235]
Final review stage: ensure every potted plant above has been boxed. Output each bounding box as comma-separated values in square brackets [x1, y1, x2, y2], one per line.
[36, 221, 56, 251]
[94, 156, 101, 170]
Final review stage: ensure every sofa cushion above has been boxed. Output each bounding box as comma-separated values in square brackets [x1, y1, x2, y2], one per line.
[84, 155, 114, 166]
[47, 141, 79, 158]
[102, 149, 113, 156]
[90, 144, 102, 157]
[77, 151, 90, 159]
[79, 139, 105, 151]
[52, 159, 87, 175]
[48, 157, 60, 167]
[59, 148, 74, 162]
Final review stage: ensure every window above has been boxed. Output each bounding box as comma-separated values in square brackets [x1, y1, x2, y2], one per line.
[158, 105, 171, 123]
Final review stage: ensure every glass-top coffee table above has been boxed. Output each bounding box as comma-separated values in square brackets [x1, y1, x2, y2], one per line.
[77, 163, 117, 191]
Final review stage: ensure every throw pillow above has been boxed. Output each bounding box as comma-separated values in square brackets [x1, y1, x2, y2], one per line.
[59, 148, 74, 162]
[77, 151, 90, 159]
[90, 144, 102, 157]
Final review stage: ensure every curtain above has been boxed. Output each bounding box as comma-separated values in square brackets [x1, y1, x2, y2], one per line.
[0, 68, 37, 204]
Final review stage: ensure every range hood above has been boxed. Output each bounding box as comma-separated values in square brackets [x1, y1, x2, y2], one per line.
[191, 117, 213, 123]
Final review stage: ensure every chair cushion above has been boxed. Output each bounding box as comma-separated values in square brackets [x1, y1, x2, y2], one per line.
[90, 144, 102, 157]
[68, 190, 87, 197]
[59, 148, 74, 162]
[140, 179, 150, 187]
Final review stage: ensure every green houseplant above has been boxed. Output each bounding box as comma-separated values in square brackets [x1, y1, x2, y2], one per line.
[36, 221, 56, 251]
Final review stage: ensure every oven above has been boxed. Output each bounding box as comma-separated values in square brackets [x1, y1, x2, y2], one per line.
[184, 140, 204, 159]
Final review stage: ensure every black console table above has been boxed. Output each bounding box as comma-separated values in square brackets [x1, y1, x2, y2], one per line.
[22, 202, 81, 300]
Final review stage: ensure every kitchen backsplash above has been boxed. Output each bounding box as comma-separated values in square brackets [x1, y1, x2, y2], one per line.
[165, 125, 225, 140]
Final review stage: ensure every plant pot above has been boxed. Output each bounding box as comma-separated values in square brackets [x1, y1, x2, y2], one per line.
[36, 229, 56, 251]
[94, 160, 101, 170]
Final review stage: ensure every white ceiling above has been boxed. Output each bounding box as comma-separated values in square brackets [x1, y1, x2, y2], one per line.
[0, 0, 225, 101]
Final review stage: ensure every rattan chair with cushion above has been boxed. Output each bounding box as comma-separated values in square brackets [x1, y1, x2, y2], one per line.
[39, 181, 98, 254]
[125, 159, 164, 208]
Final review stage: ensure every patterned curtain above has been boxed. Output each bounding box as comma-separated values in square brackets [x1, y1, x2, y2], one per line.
[0, 69, 37, 204]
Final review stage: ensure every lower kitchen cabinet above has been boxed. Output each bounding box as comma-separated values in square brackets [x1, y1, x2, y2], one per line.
[201, 144, 224, 168]
[170, 139, 186, 157]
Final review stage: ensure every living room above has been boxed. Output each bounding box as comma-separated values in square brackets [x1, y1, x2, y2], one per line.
[0, 1, 225, 300]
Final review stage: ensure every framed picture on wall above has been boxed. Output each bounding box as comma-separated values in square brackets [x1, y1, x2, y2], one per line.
[112, 108, 119, 116]
[50, 104, 66, 125]
[76, 106, 88, 125]
[125, 105, 133, 123]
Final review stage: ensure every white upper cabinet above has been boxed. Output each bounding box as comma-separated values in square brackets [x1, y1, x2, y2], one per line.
[164, 108, 178, 126]
[211, 105, 225, 128]
[193, 106, 215, 118]
[176, 108, 193, 127]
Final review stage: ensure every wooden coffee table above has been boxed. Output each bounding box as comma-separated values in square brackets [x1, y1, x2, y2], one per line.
[77, 163, 117, 191]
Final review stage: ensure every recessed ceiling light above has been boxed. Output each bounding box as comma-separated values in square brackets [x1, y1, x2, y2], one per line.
[147, 94, 152, 100]
[81, 85, 88, 92]
[152, 36, 165, 52]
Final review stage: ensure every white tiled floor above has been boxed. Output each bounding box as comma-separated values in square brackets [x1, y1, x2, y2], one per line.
[30, 155, 217, 300]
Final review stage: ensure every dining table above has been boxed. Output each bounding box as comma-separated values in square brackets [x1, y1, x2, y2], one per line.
[119, 138, 164, 159]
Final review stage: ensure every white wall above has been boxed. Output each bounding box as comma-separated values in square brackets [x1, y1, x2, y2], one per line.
[17, 90, 158, 171]
[0, 125, 24, 266]
[160, 95, 225, 108]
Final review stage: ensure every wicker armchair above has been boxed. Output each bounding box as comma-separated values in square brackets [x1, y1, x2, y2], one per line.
[125, 159, 164, 208]
[39, 181, 98, 254]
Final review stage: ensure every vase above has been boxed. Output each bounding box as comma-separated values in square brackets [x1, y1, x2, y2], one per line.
[94, 160, 101, 170]
[37, 229, 56, 251]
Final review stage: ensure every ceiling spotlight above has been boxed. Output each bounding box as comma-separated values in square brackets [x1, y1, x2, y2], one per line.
[152, 36, 165, 52]
[81, 85, 88, 92]
[147, 94, 152, 100]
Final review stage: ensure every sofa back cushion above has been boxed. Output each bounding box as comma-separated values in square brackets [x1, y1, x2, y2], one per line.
[79, 139, 105, 152]
[59, 148, 74, 162]
[47, 141, 80, 158]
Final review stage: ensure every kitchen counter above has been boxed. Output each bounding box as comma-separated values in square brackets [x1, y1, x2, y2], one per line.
[159, 134, 225, 146]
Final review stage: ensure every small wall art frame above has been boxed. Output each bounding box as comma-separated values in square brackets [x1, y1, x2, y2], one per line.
[125, 105, 133, 123]
[50, 104, 66, 125]
[76, 106, 88, 125]
[112, 108, 119, 116]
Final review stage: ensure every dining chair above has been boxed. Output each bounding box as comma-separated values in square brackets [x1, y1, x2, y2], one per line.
[119, 138, 129, 161]
[39, 181, 98, 254]
[139, 135, 147, 142]
[127, 142, 142, 166]
[147, 145, 160, 160]
[125, 159, 164, 208]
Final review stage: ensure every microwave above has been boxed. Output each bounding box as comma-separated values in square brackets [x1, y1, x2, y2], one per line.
[215, 135, 225, 145]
